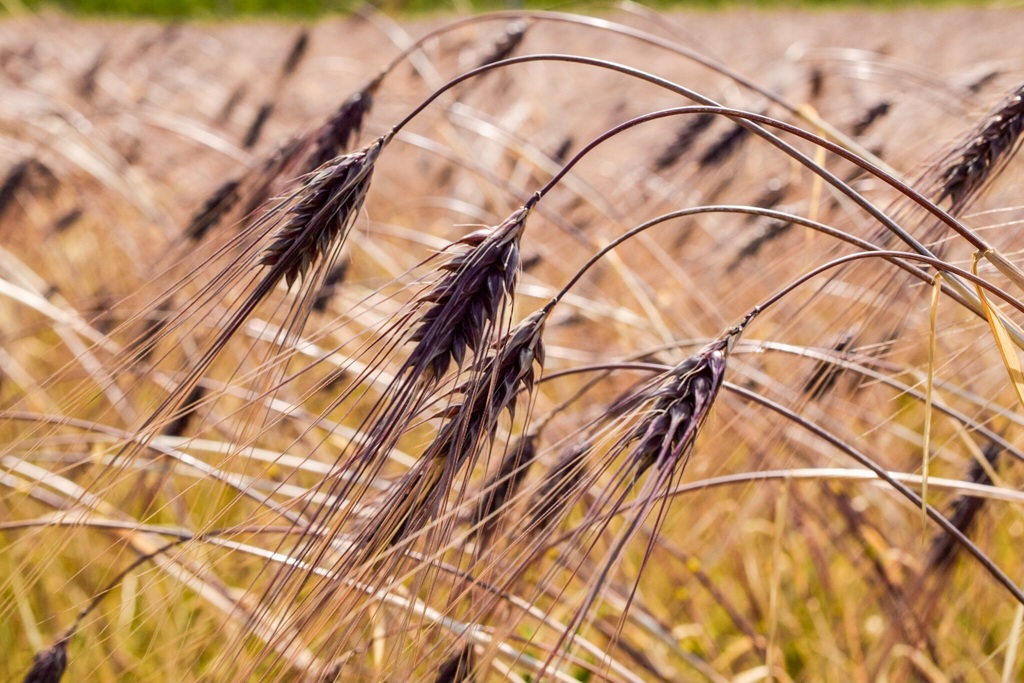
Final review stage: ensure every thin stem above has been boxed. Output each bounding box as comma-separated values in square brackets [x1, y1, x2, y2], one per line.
[390, 57, 945, 260]
[748, 250, 1024, 325]
[544, 203, 926, 311]
[726, 381, 1024, 607]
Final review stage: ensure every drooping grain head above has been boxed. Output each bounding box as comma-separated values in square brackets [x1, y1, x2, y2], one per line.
[304, 88, 375, 173]
[434, 645, 475, 683]
[936, 83, 1024, 210]
[699, 123, 751, 169]
[22, 638, 68, 683]
[259, 135, 385, 288]
[654, 112, 716, 171]
[851, 100, 891, 137]
[279, 29, 310, 79]
[243, 101, 275, 150]
[242, 136, 307, 217]
[407, 206, 530, 381]
[358, 312, 546, 555]
[627, 340, 728, 480]
[476, 308, 546, 420]
[431, 308, 547, 461]
[184, 177, 241, 242]
[527, 440, 590, 536]
[475, 20, 528, 69]
[472, 433, 537, 548]
[927, 442, 1001, 572]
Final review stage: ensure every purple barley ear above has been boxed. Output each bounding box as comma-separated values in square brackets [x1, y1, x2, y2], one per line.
[927, 442, 1001, 573]
[241, 135, 307, 219]
[627, 338, 729, 481]
[356, 311, 547, 555]
[472, 433, 537, 549]
[243, 101, 275, 150]
[698, 122, 751, 169]
[279, 28, 309, 79]
[474, 19, 528, 69]
[434, 644, 475, 683]
[426, 308, 547, 469]
[259, 135, 386, 289]
[303, 87, 376, 173]
[407, 206, 531, 381]
[22, 636, 68, 683]
[936, 83, 1024, 211]
[527, 440, 590, 536]
[183, 177, 241, 242]
[473, 308, 547, 421]
[653, 112, 715, 171]
[851, 99, 891, 137]
[0, 159, 31, 218]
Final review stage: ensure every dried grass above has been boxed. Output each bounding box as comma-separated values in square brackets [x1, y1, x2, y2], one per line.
[4, 7, 1024, 683]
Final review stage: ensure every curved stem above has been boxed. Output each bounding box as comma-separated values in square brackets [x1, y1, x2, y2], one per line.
[747, 249, 1024, 327]
[390, 63, 1018, 343]
[389, 56, 944, 259]
[369, 9, 882, 169]
[726, 381, 1024, 607]
[543, 203, 925, 312]
[538, 103, 987, 251]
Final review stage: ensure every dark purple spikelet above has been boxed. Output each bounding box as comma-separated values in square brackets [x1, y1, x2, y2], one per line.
[184, 177, 241, 241]
[259, 136, 384, 288]
[851, 100, 891, 137]
[936, 83, 1024, 209]
[312, 258, 349, 312]
[243, 101, 275, 150]
[627, 339, 728, 480]
[22, 637, 68, 683]
[927, 443, 1001, 571]
[699, 124, 751, 169]
[242, 136, 307, 218]
[472, 433, 537, 547]
[475, 20, 528, 69]
[474, 308, 546, 421]
[528, 440, 589, 535]
[407, 206, 530, 380]
[654, 112, 715, 171]
[280, 29, 309, 78]
[304, 89, 375, 173]
[434, 645, 475, 683]
[435, 310, 547, 460]
[0, 159, 31, 217]
[370, 313, 546, 551]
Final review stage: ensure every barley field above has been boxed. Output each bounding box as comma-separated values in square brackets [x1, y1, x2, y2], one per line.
[3, 5, 1024, 682]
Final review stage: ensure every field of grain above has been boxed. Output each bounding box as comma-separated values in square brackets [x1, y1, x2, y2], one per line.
[3, 6, 1024, 682]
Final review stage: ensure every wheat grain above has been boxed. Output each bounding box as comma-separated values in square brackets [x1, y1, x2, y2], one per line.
[936, 83, 1024, 209]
